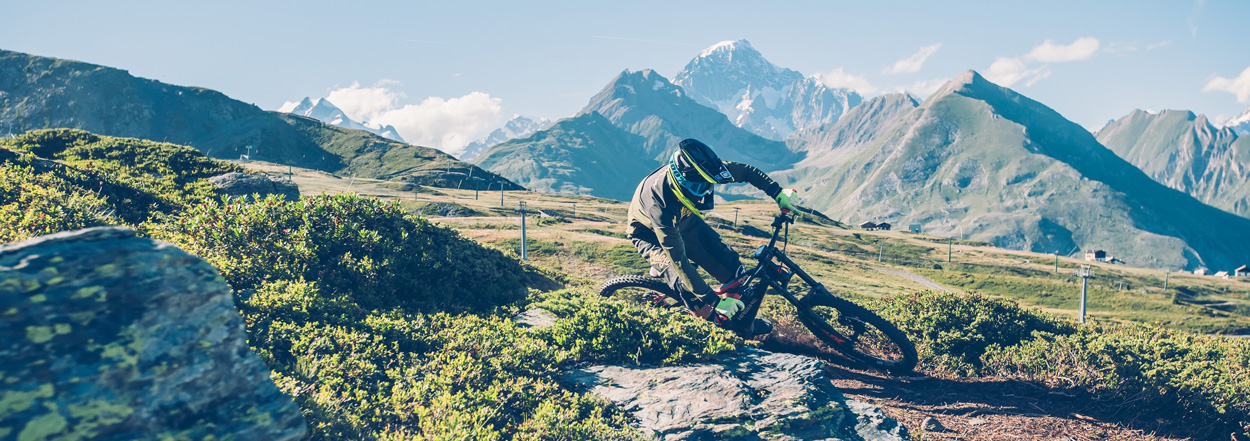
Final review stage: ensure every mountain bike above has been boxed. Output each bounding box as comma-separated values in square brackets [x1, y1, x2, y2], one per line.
[598, 212, 918, 374]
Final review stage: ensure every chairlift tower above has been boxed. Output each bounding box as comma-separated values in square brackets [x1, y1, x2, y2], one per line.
[1076, 264, 1093, 323]
[517, 201, 536, 261]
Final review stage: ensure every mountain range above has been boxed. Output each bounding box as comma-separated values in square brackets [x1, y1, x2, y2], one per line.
[278, 97, 405, 142]
[0, 49, 518, 190]
[3, 44, 1248, 271]
[770, 71, 1250, 271]
[457, 115, 551, 161]
[674, 39, 862, 141]
[1096, 109, 1250, 218]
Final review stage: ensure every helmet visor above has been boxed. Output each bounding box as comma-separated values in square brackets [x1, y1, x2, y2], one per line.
[685, 181, 712, 197]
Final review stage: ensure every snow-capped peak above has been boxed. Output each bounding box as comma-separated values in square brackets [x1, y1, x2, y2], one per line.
[699, 39, 751, 58]
[277, 97, 313, 114]
[277, 96, 405, 143]
[1224, 105, 1250, 136]
[676, 39, 861, 141]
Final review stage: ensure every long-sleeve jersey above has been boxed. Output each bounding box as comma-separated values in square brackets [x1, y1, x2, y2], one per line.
[625, 161, 781, 295]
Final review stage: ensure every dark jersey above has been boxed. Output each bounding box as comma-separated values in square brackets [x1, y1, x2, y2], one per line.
[625, 161, 781, 294]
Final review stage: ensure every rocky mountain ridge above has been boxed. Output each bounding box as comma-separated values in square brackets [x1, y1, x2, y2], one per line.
[674, 39, 863, 141]
[1097, 109, 1250, 218]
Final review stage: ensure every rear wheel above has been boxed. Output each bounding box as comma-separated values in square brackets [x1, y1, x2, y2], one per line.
[796, 289, 917, 374]
[597, 275, 679, 308]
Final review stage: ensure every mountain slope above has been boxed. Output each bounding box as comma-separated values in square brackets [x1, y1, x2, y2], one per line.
[458, 115, 551, 161]
[580, 68, 796, 169]
[0, 49, 513, 189]
[278, 97, 405, 142]
[673, 39, 862, 140]
[1096, 109, 1250, 217]
[472, 112, 654, 201]
[777, 71, 1250, 271]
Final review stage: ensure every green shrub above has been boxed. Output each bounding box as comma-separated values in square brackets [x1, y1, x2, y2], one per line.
[871, 291, 1075, 375]
[243, 281, 650, 440]
[984, 323, 1250, 437]
[3, 128, 238, 209]
[530, 289, 741, 365]
[0, 162, 118, 243]
[152, 193, 527, 313]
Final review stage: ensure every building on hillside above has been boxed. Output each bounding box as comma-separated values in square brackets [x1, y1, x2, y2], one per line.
[1215, 271, 1230, 279]
[1235, 265, 1249, 277]
[1194, 268, 1209, 276]
[1084, 250, 1107, 262]
[877, 222, 892, 231]
[908, 224, 922, 233]
[859, 222, 877, 230]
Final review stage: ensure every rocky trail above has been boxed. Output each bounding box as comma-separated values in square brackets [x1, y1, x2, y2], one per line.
[809, 355, 1197, 441]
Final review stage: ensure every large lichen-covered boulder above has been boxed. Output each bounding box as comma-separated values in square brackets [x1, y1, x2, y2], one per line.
[562, 348, 908, 441]
[0, 227, 306, 441]
[209, 172, 300, 201]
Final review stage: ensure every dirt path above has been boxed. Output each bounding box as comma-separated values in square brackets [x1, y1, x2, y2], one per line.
[822, 364, 1201, 441]
[870, 265, 950, 293]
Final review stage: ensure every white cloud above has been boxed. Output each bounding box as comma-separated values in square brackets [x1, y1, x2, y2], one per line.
[883, 44, 942, 74]
[1147, 40, 1172, 50]
[326, 82, 503, 153]
[1023, 37, 1100, 63]
[1203, 66, 1250, 103]
[898, 78, 947, 98]
[980, 37, 1098, 89]
[326, 81, 404, 121]
[813, 68, 878, 95]
[984, 57, 1051, 88]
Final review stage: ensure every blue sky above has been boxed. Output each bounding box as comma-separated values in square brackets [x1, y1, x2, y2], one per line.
[3, 0, 1248, 152]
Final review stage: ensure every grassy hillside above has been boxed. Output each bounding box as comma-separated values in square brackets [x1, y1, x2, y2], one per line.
[1096, 109, 1250, 218]
[0, 49, 518, 191]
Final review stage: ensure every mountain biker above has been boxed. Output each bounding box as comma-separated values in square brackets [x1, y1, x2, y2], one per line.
[626, 138, 798, 337]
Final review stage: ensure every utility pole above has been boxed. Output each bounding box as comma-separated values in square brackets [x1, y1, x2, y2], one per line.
[734, 207, 741, 225]
[517, 201, 535, 261]
[500, 184, 505, 207]
[1054, 252, 1059, 273]
[878, 240, 884, 263]
[571, 203, 576, 220]
[1163, 271, 1169, 291]
[948, 237, 952, 263]
[1077, 265, 1093, 323]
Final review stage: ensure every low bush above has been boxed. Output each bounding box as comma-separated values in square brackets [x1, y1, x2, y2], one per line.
[871, 290, 1075, 375]
[152, 193, 528, 313]
[3, 128, 238, 209]
[984, 323, 1250, 437]
[242, 281, 646, 440]
[0, 161, 118, 242]
[530, 289, 741, 365]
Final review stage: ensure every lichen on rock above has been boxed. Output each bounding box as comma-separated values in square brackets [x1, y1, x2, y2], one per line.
[0, 227, 306, 440]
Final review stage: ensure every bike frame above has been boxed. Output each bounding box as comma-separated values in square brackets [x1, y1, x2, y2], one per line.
[729, 214, 838, 339]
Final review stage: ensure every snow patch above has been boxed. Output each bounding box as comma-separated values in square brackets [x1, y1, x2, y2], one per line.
[700, 40, 740, 58]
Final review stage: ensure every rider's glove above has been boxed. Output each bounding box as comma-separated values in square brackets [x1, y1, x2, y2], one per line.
[775, 188, 799, 214]
[715, 297, 745, 319]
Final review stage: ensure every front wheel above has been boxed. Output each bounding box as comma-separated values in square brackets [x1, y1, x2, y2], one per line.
[796, 290, 917, 374]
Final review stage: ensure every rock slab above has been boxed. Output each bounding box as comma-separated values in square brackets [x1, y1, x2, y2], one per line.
[0, 227, 306, 440]
[209, 172, 300, 201]
[562, 348, 908, 440]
